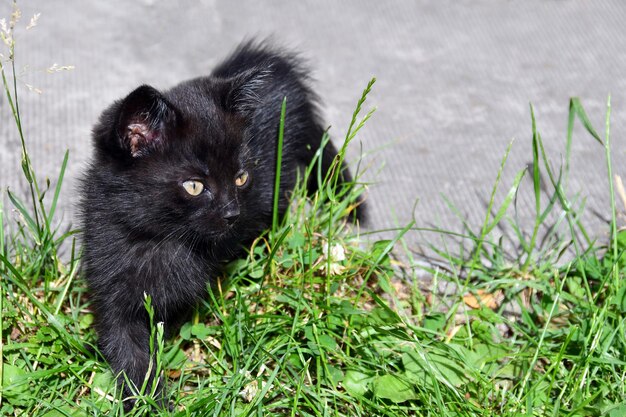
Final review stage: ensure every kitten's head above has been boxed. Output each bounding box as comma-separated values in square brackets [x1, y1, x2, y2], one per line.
[91, 72, 268, 243]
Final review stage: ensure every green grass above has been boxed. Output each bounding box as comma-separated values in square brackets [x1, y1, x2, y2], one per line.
[2, 14, 626, 417]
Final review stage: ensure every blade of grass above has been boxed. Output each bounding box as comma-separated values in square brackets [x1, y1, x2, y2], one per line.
[0, 196, 5, 261]
[48, 150, 69, 223]
[485, 168, 526, 236]
[272, 97, 287, 235]
[570, 97, 603, 145]
[602, 95, 618, 288]
[6, 189, 40, 242]
[522, 104, 543, 272]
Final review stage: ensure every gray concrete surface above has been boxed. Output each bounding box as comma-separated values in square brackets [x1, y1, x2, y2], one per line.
[1, 1, 625, 256]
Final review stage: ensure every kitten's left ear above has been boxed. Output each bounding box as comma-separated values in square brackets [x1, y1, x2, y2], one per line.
[116, 85, 177, 158]
[220, 68, 272, 114]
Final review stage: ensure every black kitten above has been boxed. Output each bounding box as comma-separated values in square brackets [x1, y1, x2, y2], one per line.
[80, 41, 361, 406]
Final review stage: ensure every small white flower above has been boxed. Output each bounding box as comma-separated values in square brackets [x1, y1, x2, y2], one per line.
[321, 242, 347, 275]
[1, 32, 13, 47]
[9, 6, 21, 30]
[322, 242, 346, 262]
[330, 243, 346, 262]
[26, 13, 40, 30]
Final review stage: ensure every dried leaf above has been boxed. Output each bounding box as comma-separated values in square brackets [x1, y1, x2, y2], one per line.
[167, 369, 182, 379]
[463, 289, 502, 310]
[239, 379, 258, 402]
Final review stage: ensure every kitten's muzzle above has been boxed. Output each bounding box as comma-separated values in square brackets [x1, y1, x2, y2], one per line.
[223, 208, 240, 225]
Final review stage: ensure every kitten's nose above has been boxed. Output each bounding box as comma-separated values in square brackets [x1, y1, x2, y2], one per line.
[223, 208, 240, 225]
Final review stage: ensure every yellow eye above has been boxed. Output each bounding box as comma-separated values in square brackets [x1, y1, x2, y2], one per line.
[182, 180, 204, 196]
[235, 171, 249, 187]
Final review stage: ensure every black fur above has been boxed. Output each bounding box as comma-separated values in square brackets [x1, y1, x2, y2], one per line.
[80, 41, 361, 406]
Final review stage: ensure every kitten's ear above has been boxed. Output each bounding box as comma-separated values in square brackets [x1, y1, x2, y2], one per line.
[116, 85, 176, 158]
[220, 68, 272, 114]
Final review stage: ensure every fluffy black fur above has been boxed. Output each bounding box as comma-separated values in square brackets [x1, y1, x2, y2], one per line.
[80, 41, 361, 406]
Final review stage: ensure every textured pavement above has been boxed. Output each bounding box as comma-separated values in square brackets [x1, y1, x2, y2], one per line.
[1, 1, 625, 254]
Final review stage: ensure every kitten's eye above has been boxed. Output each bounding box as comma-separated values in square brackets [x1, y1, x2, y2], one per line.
[235, 170, 249, 187]
[182, 180, 204, 196]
